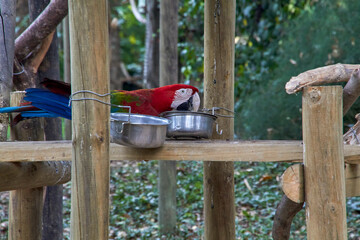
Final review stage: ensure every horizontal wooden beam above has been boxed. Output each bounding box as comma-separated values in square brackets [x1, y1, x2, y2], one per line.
[0, 161, 71, 192]
[0, 140, 360, 163]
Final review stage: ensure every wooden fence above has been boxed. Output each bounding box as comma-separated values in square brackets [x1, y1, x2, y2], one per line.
[0, 85, 358, 239]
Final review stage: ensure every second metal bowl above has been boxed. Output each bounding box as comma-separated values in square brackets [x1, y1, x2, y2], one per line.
[160, 111, 217, 139]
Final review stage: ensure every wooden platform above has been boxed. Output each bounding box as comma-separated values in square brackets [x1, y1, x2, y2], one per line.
[1, 140, 360, 163]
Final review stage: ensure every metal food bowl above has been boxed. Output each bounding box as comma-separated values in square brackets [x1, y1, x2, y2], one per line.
[160, 111, 218, 139]
[110, 113, 171, 148]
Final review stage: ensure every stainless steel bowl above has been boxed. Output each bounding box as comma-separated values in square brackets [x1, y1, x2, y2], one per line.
[110, 113, 171, 148]
[160, 111, 217, 139]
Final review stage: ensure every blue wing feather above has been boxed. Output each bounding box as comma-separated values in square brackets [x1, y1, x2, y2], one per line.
[21, 111, 60, 118]
[23, 89, 71, 119]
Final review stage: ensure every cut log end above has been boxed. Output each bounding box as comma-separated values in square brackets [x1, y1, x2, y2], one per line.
[281, 164, 304, 203]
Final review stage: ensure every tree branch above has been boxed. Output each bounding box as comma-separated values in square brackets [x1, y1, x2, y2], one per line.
[27, 31, 55, 74]
[285, 63, 360, 94]
[272, 195, 304, 240]
[343, 68, 360, 114]
[15, 0, 68, 62]
[130, 0, 146, 24]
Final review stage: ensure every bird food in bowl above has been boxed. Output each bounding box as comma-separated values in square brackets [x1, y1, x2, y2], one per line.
[160, 111, 218, 139]
[110, 113, 171, 148]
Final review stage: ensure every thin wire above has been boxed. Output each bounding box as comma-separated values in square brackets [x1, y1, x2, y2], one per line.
[202, 107, 235, 118]
[69, 90, 131, 113]
[13, 67, 25, 75]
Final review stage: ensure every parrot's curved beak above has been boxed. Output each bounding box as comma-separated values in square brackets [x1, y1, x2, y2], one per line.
[176, 92, 200, 112]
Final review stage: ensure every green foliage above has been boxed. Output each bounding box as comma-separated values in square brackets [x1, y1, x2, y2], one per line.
[236, 0, 360, 140]
[235, 0, 310, 107]
[112, 1, 145, 76]
[60, 161, 360, 239]
[178, 1, 204, 84]
[234, 0, 312, 140]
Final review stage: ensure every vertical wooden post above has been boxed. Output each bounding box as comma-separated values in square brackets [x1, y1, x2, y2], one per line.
[0, 0, 15, 139]
[63, 16, 72, 140]
[69, 0, 110, 239]
[9, 188, 44, 240]
[8, 92, 45, 240]
[302, 86, 347, 240]
[158, 0, 178, 234]
[203, 0, 236, 239]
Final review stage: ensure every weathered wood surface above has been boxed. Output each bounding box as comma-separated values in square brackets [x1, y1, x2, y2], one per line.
[281, 164, 304, 203]
[69, 0, 110, 239]
[158, 0, 178, 234]
[0, 161, 70, 192]
[282, 163, 360, 203]
[0, 0, 15, 138]
[0, 140, 360, 163]
[8, 92, 45, 240]
[203, 0, 236, 239]
[286, 63, 359, 94]
[302, 86, 347, 240]
[9, 187, 44, 240]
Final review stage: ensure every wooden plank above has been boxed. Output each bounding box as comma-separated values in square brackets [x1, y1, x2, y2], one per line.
[282, 164, 360, 202]
[0, 140, 360, 163]
[345, 164, 360, 197]
[203, 0, 236, 239]
[302, 86, 347, 240]
[69, 0, 110, 239]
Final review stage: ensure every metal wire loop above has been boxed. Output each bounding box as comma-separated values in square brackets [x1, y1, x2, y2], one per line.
[13, 62, 25, 76]
[69, 90, 132, 115]
[202, 107, 235, 118]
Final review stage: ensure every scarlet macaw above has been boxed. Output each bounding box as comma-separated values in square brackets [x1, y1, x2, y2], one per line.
[0, 79, 200, 124]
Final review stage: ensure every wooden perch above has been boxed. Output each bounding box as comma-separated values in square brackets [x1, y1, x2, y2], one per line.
[0, 161, 70, 192]
[343, 68, 360, 114]
[285, 63, 360, 94]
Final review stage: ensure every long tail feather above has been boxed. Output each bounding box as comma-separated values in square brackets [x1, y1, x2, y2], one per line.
[0, 105, 38, 113]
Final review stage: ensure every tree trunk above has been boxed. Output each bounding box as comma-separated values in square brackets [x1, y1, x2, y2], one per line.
[109, 0, 126, 90]
[28, 1, 63, 239]
[203, 0, 236, 239]
[158, 0, 177, 234]
[143, 0, 159, 89]
[0, 0, 16, 139]
[63, 16, 71, 140]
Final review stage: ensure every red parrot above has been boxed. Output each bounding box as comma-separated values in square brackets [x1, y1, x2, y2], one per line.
[0, 79, 200, 124]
